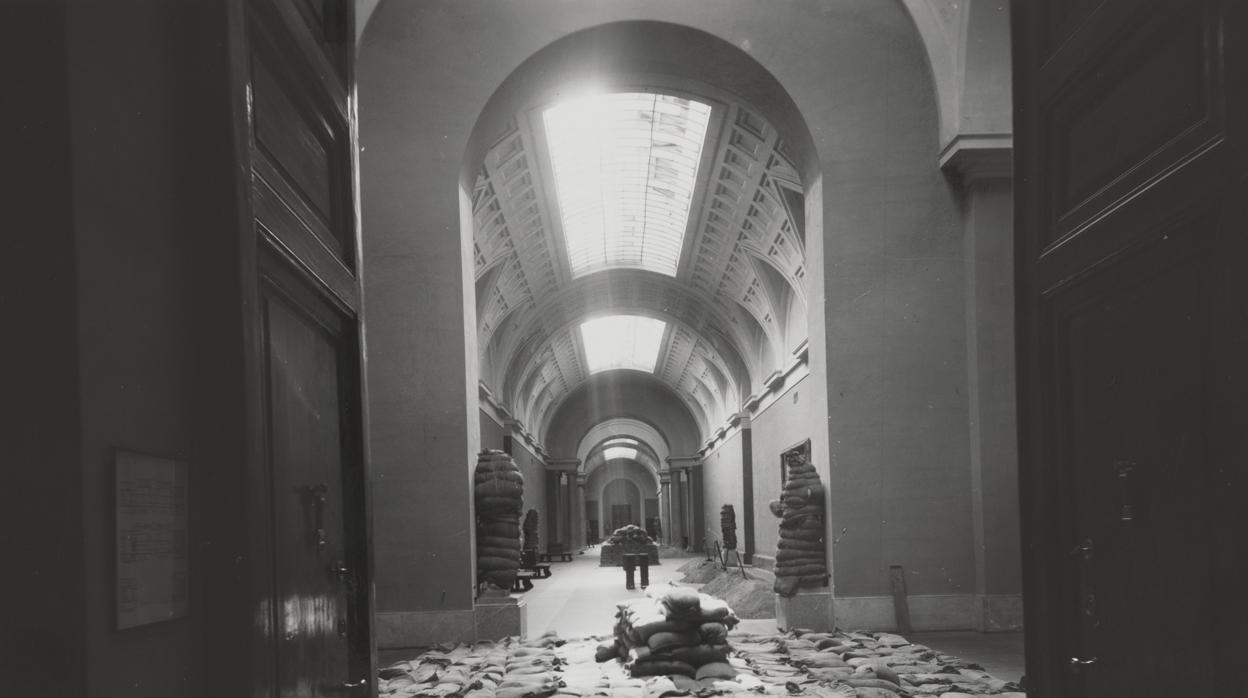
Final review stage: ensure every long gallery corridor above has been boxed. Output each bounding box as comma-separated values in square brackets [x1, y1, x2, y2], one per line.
[381, 546, 1026, 696]
[11, 1, 1247, 696]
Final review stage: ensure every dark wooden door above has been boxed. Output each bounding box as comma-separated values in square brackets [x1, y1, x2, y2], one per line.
[261, 260, 364, 695]
[1014, 1, 1247, 695]
[237, 1, 371, 695]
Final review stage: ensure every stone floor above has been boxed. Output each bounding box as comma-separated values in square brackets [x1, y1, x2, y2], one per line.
[380, 547, 1027, 697]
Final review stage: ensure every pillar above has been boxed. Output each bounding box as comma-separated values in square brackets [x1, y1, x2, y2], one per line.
[571, 473, 585, 549]
[740, 416, 755, 564]
[669, 468, 685, 548]
[689, 463, 704, 552]
[659, 472, 672, 546]
[680, 469, 693, 550]
[943, 138, 1022, 631]
[555, 472, 568, 545]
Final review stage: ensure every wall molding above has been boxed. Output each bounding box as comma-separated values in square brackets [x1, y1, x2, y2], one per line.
[833, 593, 1024, 633]
[701, 369, 810, 455]
[377, 610, 476, 649]
[479, 381, 547, 457]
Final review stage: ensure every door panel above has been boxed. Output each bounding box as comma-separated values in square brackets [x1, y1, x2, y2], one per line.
[1016, 0, 1247, 695]
[239, 1, 370, 695]
[263, 271, 352, 695]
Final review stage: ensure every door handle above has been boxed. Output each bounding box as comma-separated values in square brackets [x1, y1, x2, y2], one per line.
[1069, 656, 1097, 667]
[1069, 538, 1093, 558]
[330, 560, 349, 579]
[341, 679, 367, 689]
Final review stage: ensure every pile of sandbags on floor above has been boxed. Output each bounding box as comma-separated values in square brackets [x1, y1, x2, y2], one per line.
[379, 632, 567, 698]
[598, 585, 741, 681]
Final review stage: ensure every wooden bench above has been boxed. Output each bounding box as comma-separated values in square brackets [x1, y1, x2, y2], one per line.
[521, 549, 552, 578]
[510, 572, 536, 592]
[539, 543, 574, 562]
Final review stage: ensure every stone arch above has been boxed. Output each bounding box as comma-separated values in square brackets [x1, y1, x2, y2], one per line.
[359, 0, 991, 640]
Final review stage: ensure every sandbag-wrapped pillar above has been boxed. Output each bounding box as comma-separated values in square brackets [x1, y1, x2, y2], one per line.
[769, 445, 828, 597]
[474, 449, 524, 593]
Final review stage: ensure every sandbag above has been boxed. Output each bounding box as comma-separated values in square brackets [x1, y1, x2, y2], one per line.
[646, 630, 701, 652]
[778, 537, 824, 551]
[629, 659, 696, 678]
[697, 596, 735, 623]
[474, 480, 524, 499]
[663, 643, 729, 665]
[774, 563, 827, 577]
[474, 473, 523, 489]
[476, 546, 521, 561]
[479, 521, 521, 538]
[698, 622, 728, 645]
[478, 555, 520, 570]
[632, 618, 698, 643]
[477, 534, 521, 549]
[694, 662, 738, 680]
[776, 548, 825, 563]
[783, 528, 825, 543]
[780, 504, 823, 518]
[476, 496, 523, 512]
[649, 586, 701, 615]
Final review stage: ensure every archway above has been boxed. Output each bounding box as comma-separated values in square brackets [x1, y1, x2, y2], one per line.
[359, 2, 1020, 648]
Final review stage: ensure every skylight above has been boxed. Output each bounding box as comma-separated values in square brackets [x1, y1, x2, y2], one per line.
[603, 446, 639, 462]
[544, 92, 712, 278]
[580, 315, 666, 374]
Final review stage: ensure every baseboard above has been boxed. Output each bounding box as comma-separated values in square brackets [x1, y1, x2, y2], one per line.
[975, 593, 1024, 631]
[376, 609, 476, 650]
[833, 594, 1008, 634]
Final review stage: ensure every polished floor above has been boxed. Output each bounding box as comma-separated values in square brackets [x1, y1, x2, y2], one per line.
[518, 546, 1026, 683]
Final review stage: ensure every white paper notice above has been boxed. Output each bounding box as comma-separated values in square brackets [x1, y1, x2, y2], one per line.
[116, 450, 189, 629]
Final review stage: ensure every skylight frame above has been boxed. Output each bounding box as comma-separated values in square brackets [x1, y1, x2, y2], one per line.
[580, 314, 667, 375]
[603, 446, 639, 462]
[543, 91, 713, 279]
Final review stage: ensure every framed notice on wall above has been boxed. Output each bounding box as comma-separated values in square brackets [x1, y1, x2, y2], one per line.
[115, 450, 189, 629]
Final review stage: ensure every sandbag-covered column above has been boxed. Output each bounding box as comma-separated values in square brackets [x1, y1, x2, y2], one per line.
[769, 446, 828, 596]
[474, 449, 524, 593]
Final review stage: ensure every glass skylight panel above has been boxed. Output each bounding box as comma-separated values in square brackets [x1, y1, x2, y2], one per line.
[603, 446, 639, 462]
[544, 92, 712, 278]
[580, 315, 666, 374]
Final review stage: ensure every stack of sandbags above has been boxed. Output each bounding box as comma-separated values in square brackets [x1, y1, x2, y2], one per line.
[599, 524, 659, 566]
[599, 585, 741, 681]
[770, 452, 828, 596]
[474, 449, 524, 591]
[720, 504, 737, 550]
[522, 508, 540, 552]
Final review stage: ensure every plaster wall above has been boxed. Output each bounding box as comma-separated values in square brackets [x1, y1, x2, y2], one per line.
[5, 4, 86, 694]
[480, 409, 506, 451]
[544, 375, 702, 458]
[511, 438, 548, 524]
[748, 375, 816, 564]
[7, 1, 255, 695]
[701, 431, 745, 552]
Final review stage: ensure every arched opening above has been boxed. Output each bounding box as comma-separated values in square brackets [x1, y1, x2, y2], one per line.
[358, 2, 1021, 658]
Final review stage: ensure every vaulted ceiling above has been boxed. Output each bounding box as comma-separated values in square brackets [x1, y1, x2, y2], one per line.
[473, 89, 808, 442]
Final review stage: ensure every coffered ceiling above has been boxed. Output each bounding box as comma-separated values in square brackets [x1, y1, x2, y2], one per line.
[473, 90, 808, 441]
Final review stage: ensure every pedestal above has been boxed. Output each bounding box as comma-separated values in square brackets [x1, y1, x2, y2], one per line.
[775, 587, 834, 632]
[475, 592, 526, 640]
